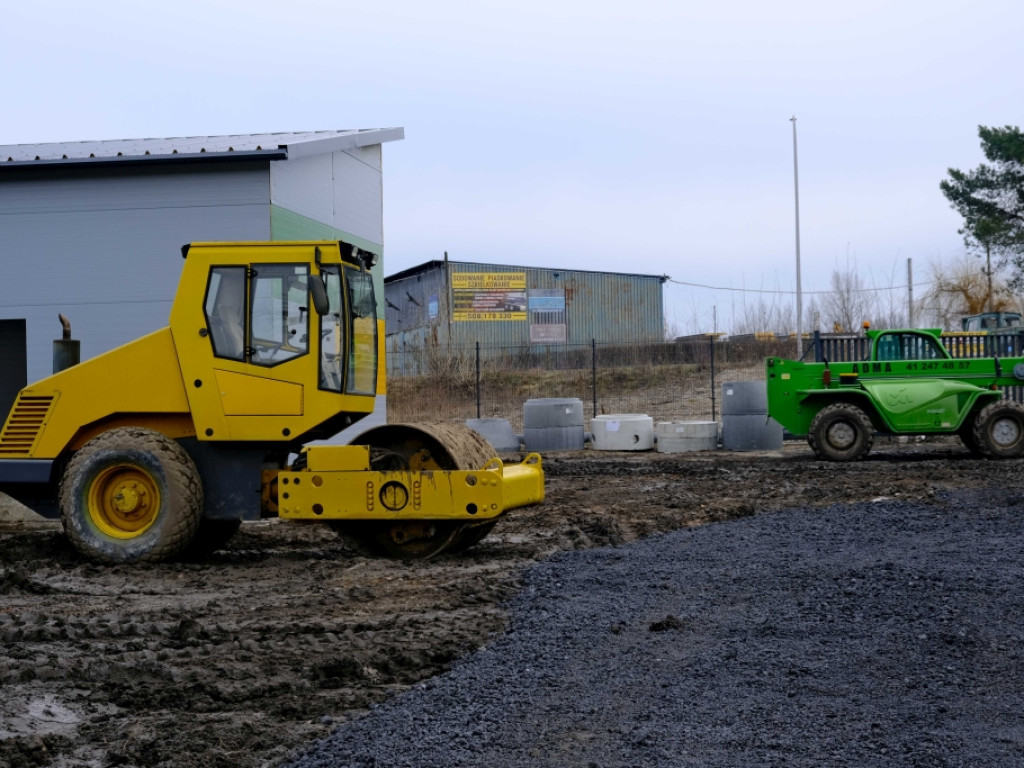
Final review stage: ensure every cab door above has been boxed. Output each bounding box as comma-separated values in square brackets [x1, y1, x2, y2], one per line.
[175, 258, 316, 441]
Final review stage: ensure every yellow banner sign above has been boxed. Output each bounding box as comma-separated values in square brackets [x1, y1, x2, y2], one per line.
[452, 272, 526, 290]
[453, 272, 527, 321]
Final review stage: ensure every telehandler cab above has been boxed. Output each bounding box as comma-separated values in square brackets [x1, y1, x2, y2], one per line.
[0, 241, 544, 563]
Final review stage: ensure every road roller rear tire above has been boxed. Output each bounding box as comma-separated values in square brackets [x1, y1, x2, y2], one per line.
[60, 428, 203, 564]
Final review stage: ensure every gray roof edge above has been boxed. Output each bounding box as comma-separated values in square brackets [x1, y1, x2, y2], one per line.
[282, 127, 405, 159]
[385, 259, 665, 283]
[0, 148, 289, 172]
[0, 128, 404, 167]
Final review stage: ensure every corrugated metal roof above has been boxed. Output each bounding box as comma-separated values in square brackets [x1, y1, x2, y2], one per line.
[386, 259, 667, 284]
[0, 128, 404, 167]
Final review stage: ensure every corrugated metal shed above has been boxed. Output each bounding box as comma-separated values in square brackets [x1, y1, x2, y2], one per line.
[385, 259, 665, 363]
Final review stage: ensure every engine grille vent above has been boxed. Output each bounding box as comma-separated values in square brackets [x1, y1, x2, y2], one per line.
[0, 395, 56, 456]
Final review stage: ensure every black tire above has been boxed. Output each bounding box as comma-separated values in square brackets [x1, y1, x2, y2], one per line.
[179, 518, 242, 560]
[959, 422, 983, 455]
[808, 403, 874, 462]
[972, 401, 1024, 458]
[59, 428, 203, 564]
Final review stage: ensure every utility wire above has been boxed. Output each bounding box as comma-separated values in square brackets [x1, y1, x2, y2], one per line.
[663, 277, 939, 296]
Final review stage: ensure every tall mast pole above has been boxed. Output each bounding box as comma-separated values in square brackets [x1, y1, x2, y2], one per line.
[791, 116, 803, 358]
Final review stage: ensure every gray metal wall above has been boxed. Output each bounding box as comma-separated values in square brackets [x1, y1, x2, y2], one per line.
[270, 145, 384, 247]
[385, 263, 450, 337]
[384, 261, 664, 354]
[0, 166, 271, 383]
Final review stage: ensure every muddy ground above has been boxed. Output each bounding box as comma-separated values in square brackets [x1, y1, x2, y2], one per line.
[0, 438, 1018, 768]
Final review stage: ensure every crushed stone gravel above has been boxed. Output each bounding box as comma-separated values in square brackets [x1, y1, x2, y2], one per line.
[289, 486, 1024, 768]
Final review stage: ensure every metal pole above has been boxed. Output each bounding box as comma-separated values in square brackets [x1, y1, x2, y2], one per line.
[710, 334, 717, 421]
[791, 116, 803, 358]
[591, 339, 597, 419]
[986, 242, 993, 312]
[907, 258, 914, 327]
[475, 341, 481, 419]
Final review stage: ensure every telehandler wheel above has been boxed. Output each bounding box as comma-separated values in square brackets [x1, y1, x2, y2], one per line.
[333, 423, 498, 559]
[808, 403, 874, 462]
[59, 428, 203, 564]
[972, 401, 1024, 458]
[958, 423, 983, 456]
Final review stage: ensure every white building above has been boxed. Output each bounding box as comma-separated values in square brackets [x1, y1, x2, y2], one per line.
[0, 129, 403, 432]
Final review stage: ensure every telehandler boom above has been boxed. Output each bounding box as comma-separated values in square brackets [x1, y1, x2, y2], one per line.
[766, 327, 1024, 461]
[0, 241, 544, 562]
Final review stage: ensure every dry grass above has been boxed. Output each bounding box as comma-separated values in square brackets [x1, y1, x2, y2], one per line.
[387, 352, 766, 430]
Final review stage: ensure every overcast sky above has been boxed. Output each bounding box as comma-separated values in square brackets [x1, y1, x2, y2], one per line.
[5, 0, 1021, 334]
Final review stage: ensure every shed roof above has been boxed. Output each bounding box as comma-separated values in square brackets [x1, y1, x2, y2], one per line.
[386, 259, 667, 284]
[0, 128, 404, 171]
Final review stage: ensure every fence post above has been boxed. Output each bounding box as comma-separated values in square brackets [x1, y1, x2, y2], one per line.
[813, 329, 822, 362]
[710, 334, 717, 421]
[475, 341, 481, 419]
[591, 338, 597, 419]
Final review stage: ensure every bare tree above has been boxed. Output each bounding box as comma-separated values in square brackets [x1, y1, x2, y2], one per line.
[805, 296, 823, 333]
[867, 260, 909, 329]
[730, 293, 795, 336]
[916, 253, 1020, 329]
[821, 261, 872, 332]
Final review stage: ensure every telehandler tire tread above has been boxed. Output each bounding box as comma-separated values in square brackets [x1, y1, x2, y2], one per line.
[808, 402, 874, 462]
[59, 427, 203, 564]
[972, 400, 1024, 458]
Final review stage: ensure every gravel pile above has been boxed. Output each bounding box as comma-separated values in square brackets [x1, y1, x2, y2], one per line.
[289, 487, 1024, 767]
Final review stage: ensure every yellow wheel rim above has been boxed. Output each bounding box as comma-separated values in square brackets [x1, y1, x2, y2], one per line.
[87, 463, 161, 539]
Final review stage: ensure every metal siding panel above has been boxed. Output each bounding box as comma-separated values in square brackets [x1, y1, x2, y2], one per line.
[0, 171, 271, 383]
[0, 168, 270, 214]
[555, 270, 663, 344]
[268, 206, 382, 250]
[269, 153, 334, 225]
[332, 149, 383, 245]
[384, 266, 447, 335]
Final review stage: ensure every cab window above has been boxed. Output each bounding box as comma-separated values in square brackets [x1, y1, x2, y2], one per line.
[204, 267, 246, 361]
[249, 265, 310, 366]
[875, 332, 944, 361]
[318, 266, 344, 391]
[345, 267, 378, 396]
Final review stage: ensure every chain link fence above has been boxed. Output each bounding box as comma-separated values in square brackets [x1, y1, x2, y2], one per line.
[386, 330, 1024, 429]
[385, 337, 794, 430]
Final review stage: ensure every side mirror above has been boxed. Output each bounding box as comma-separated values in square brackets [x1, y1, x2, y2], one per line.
[309, 275, 330, 316]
